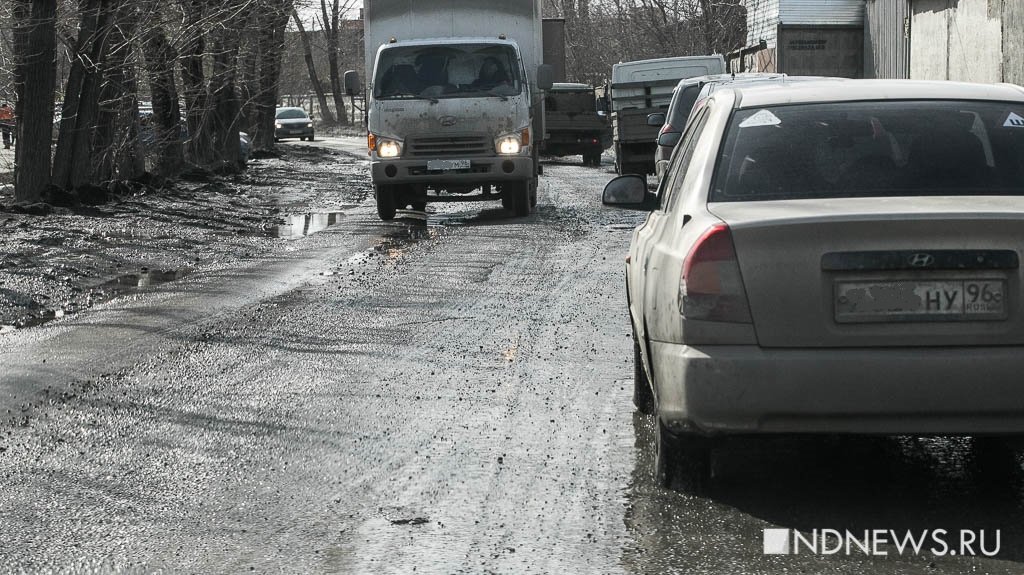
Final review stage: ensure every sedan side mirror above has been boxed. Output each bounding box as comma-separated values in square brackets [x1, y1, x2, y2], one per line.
[344, 70, 361, 96]
[603, 175, 657, 210]
[657, 131, 682, 148]
[647, 112, 666, 127]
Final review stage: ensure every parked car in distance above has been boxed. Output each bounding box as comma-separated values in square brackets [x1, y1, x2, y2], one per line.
[647, 73, 784, 180]
[605, 80, 1024, 491]
[138, 108, 252, 168]
[275, 107, 315, 141]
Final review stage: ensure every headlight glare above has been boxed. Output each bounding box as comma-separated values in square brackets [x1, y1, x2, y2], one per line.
[496, 135, 521, 155]
[378, 139, 402, 158]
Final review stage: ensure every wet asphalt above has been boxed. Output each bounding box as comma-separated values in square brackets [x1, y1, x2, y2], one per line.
[2, 139, 1024, 573]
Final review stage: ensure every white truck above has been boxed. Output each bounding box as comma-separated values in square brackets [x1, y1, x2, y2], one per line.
[359, 0, 552, 220]
[610, 55, 725, 175]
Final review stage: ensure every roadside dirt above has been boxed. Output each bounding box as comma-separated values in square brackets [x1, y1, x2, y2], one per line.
[0, 146, 370, 331]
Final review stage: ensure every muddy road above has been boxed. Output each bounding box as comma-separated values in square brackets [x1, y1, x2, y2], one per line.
[3, 139, 1024, 573]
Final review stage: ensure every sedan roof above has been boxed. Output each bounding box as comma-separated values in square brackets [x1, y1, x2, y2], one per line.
[729, 80, 1024, 109]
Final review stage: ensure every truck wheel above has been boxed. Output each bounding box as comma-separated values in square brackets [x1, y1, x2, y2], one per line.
[633, 333, 655, 415]
[656, 420, 711, 493]
[529, 178, 538, 208]
[375, 185, 396, 221]
[501, 196, 514, 211]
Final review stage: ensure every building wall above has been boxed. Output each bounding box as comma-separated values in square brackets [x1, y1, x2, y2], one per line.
[864, 0, 910, 79]
[741, 0, 865, 74]
[1004, 0, 1024, 86]
[744, 0, 781, 47]
[779, 0, 865, 26]
[909, 0, 1003, 83]
[778, 26, 864, 78]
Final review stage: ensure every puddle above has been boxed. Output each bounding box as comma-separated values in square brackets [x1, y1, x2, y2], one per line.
[96, 270, 184, 290]
[2, 269, 186, 334]
[272, 210, 351, 239]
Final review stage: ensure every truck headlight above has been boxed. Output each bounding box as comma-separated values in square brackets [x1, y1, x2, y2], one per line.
[377, 138, 402, 158]
[275, 122, 283, 129]
[496, 128, 530, 155]
[496, 136, 521, 155]
[306, 122, 313, 128]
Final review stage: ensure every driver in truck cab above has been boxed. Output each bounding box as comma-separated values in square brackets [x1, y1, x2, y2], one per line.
[415, 53, 448, 88]
[471, 57, 510, 90]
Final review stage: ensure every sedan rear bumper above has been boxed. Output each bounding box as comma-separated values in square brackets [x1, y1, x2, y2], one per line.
[651, 341, 1024, 436]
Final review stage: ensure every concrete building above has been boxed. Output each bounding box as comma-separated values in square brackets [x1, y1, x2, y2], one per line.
[866, 0, 1023, 85]
[730, 0, 866, 78]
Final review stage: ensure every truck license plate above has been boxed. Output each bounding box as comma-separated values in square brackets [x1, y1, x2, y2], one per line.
[427, 159, 470, 171]
[834, 280, 1007, 323]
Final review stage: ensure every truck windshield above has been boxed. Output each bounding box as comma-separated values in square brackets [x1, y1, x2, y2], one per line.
[712, 100, 1024, 201]
[374, 44, 523, 100]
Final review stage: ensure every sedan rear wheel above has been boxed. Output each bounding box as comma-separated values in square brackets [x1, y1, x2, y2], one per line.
[655, 419, 711, 494]
[633, 333, 655, 415]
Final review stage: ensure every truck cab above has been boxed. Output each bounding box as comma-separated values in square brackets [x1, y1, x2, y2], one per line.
[362, 1, 550, 220]
[540, 83, 611, 166]
[610, 55, 725, 175]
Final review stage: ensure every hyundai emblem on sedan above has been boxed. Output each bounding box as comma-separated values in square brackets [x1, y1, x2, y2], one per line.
[909, 253, 936, 268]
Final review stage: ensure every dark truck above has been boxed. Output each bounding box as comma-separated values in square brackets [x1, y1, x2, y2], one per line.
[610, 55, 725, 175]
[540, 83, 611, 166]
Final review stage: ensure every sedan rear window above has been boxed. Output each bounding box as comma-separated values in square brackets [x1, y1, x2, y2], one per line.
[711, 101, 1024, 201]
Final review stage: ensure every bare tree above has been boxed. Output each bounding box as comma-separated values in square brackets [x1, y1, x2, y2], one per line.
[12, 0, 58, 203]
[318, 0, 350, 126]
[140, 4, 184, 178]
[52, 0, 115, 190]
[293, 8, 336, 125]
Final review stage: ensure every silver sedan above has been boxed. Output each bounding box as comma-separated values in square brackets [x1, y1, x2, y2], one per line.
[604, 80, 1024, 490]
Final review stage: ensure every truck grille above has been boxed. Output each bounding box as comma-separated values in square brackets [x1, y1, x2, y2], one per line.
[407, 134, 492, 158]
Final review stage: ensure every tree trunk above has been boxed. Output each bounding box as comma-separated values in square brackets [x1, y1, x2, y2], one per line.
[95, 1, 143, 183]
[12, 0, 58, 203]
[141, 24, 184, 178]
[180, 0, 213, 166]
[52, 0, 106, 190]
[252, 0, 294, 150]
[208, 18, 243, 170]
[293, 9, 336, 125]
[322, 0, 349, 126]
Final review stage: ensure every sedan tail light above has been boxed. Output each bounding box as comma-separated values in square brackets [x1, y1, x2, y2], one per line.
[679, 224, 753, 323]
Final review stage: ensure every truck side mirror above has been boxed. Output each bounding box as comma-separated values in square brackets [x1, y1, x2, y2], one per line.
[344, 70, 361, 96]
[537, 65, 554, 91]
